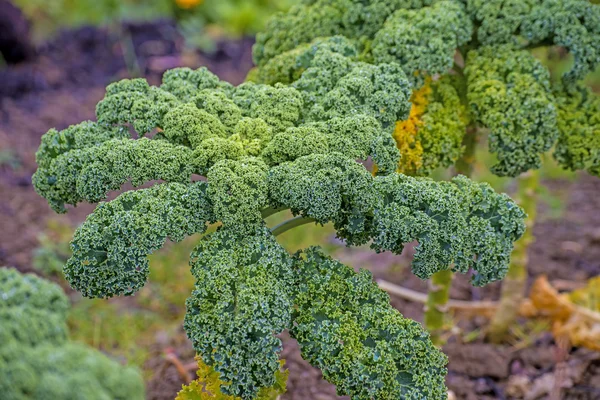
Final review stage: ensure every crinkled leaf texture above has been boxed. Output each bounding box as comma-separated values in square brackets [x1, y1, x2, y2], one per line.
[553, 83, 600, 176]
[0, 267, 69, 348]
[466, 45, 558, 177]
[176, 355, 288, 399]
[464, 0, 600, 84]
[269, 153, 526, 286]
[372, 1, 473, 85]
[292, 248, 448, 399]
[0, 268, 144, 400]
[66, 182, 213, 298]
[256, 0, 600, 85]
[34, 65, 404, 212]
[184, 226, 294, 399]
[393, 76, 468, 176]
[253, 0, 450, 67]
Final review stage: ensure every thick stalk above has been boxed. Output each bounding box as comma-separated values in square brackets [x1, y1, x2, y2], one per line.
[270, 216, 316, 237]
[424, 127, 477, 343]
[261, 207, 287, 219]
[454, 126, 477, 177]
[487, 170, 538, 342]
[424, 270, 454, 341]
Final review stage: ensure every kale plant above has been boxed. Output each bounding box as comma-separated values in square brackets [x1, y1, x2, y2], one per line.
[33, 60, 527, 397]
[251, 0, 600, 341]
[0, 268, 144, 400]
[254, 0, 600, 178]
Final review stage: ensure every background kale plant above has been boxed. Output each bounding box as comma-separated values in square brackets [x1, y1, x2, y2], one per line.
[250, 0, 600, 341]
[32, 60, 528, 399]
[0, 268, 145, 400]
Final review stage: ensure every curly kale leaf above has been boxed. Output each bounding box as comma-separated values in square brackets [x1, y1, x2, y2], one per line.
[96, 78, 180, 134]
[207, 157, 269, 230]
[33, 134, 195, 212]
[35, 121, 129, 169]
[230, 117, 274, 156]
[261, 126, 329, 166]
[184, 226, 293, 399]
[464, 0, 600, 84]
[231, 83, 304, 133]
[300, 61, 412, 129]
[258, 35, 412, 130]
[186, 117, 274, 175]
[95, 78, 150, 126]
[372, 1, 473, 85]
[337, 0, 439, 38]
[0, 268, 68, 313]
[253, 3, 347, 67]
[253, 0, 441, 66]
[462, 0, 536, 45]
[256, 35, 359, 85]
[269, 154, 525, 285]
[553, 83, 600, 176]
[65, 182, 212, 298]
[192, 138, 245, 175]
[418, 77, 469, 174]
[0, 307, 68, 351]
[466, 45, 558, 177]
[261, 115, 399, 173]
[163, 103, 229, 148]
[394, 76, 468, 176]
[371, 174, 526, 286]
[521, 0, 600, 83]
[288, 39, 357, 101]
[291, 247, 448, 399]
[161, 67, 232, 102]
[193, 89, 243, 134]
[268, 153, 378, 244]
[97, 73, 242, 139]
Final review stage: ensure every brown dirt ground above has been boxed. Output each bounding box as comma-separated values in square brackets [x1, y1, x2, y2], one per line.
[1, 20, 599, 400]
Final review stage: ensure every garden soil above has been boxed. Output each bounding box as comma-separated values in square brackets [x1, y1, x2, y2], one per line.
[1, 20, 599, 400]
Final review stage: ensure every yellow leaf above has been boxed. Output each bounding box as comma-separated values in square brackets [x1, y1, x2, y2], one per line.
[529, 276, 600, 351]
[176, 357, 288, 400]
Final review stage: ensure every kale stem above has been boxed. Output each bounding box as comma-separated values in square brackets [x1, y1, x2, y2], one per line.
[261, 207, 287, 219]
[452, 62, 465, 76]
[270, 216, 316, 237]
[488, 170, 539, 343]
[424, 125, 478, 344]
[423, 269, 454, 345]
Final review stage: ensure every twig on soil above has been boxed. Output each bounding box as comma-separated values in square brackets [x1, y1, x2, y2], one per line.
[184, 361, 198, 371]
[377, 279, 498, 312]
[164, 350, 193, 383]
[378, 279, 600, 323]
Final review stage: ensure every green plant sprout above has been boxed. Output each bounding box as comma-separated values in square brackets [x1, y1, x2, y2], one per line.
[250, 0, 600, 342]
[33, 61, 526, 398]
[0, 268, 144, 400]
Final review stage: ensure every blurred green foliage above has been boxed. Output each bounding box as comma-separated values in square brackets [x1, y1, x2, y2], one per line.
[13, 0, 293, 49]
[30, 220, 198, 370]
[67, 235, 200, 370]
[0, 268, 145, 399]
[0, 150, 20, 170]
[32, 219, 72, 276]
